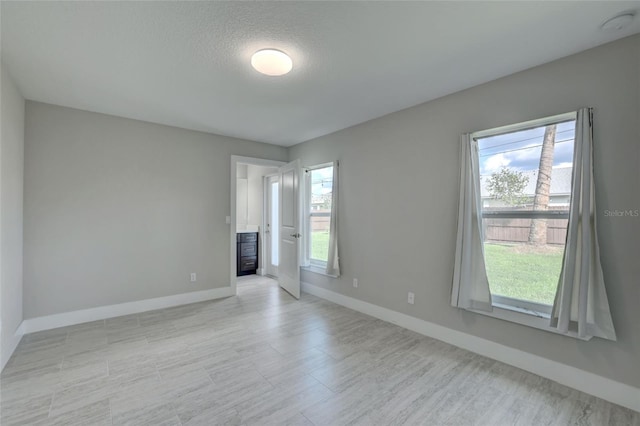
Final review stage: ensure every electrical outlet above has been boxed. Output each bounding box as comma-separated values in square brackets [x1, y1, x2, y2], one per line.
[353, 278, 358, 288]
[190, 273, 197, 282]
[408, 292, 415, 305]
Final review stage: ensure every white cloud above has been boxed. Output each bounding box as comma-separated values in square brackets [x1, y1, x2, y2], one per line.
[483, 153, 511, 174]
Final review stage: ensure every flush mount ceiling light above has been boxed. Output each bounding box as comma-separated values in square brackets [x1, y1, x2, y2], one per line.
[601, 13, 635, 31]
[251, 49, 293, 76]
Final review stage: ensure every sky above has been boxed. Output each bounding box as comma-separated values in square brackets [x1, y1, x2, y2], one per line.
[477, 120, 575, 175]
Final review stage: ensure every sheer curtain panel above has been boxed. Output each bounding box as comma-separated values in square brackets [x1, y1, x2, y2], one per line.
[550, 108, 616, 340]
[451, 135, 493, 312]
[326, 161, 340, 277]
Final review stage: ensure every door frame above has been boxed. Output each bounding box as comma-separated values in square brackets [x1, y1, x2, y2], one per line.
[230, 156, 286, 295]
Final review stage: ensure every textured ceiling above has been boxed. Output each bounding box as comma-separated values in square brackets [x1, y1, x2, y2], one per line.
[2, 2, 639, 146]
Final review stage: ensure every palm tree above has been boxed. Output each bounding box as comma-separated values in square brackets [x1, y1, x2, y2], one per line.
[528, 124, 557, 245]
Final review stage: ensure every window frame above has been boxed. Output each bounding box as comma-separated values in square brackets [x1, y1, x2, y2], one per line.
[303, 162, 334, 272]
[470, 111, 578, 328]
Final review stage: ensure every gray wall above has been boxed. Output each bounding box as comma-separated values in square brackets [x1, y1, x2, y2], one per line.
[289, 35, 640, 388]
[24, 102, 287, 318]
[1, 64, 25, 368]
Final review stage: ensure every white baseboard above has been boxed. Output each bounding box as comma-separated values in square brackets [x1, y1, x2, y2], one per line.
[20, 287, 235, 335]
[302, 282, 640, 413]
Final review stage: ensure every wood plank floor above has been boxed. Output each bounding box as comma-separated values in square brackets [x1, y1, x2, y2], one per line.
[1, 275, 638, 425]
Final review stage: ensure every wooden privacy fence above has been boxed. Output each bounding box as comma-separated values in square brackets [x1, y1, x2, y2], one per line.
[310, 216, 330, 232]
[484, 218, 568, 245]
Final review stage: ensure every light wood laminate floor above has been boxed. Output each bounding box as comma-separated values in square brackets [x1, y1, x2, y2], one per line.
[1, 276, 638, 425]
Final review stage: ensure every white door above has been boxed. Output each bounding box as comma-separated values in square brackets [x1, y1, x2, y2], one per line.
[266, 175, 279, 278]
[278, 160, 301, 299]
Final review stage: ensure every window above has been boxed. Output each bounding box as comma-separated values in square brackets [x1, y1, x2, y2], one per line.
[475, 113, 576, 316]
[453, 109, 616, 340]
[306, 164, 334, 268]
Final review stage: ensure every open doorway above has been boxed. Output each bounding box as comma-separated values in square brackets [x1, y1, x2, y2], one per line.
[230, 156, 285, 294]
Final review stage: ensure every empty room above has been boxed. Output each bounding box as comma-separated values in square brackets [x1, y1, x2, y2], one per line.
[1, 1, 639, 425]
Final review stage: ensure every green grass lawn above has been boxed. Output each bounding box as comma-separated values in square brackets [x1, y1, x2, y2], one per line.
[311, 231, 330, 262]
[310, 233, 561, 306]
[484, 243, 564, 306]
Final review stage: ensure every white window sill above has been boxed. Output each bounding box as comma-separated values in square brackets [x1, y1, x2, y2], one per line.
[492, 302, 550, 319]
[467, 304, 591, 341]
[301, 265, 337, 278]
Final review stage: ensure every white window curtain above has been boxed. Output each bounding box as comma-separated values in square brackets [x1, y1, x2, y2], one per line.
[451, 135, 492, 312]
[326, 161, 340, 277]
[550, 108, 616, 341]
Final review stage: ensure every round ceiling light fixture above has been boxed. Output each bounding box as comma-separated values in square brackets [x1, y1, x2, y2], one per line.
[251, 49, 293, 76]
[601, 13, 635, 31]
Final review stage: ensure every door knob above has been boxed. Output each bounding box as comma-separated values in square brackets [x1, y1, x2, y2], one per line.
[290, 233, 301, 238]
